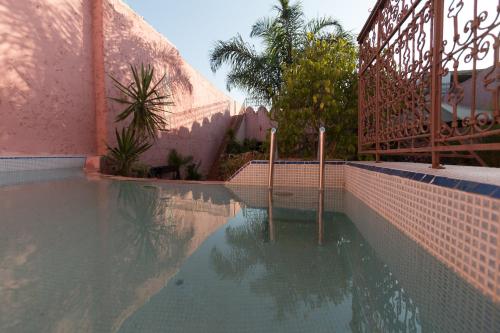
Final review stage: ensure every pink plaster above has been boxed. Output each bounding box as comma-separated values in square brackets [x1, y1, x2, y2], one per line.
[103, 0, 238, 175]
[243, 106, 274, 142]
[0, 0, 238, 176]
[0, 0, 96, 156]
[84, 155, 102, 172]
[92, 0, 108, 156]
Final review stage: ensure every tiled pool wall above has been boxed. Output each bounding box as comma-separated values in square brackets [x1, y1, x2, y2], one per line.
[228, 160, 345, 188]
[0, 156, 86, 186]
[343, 191, 499, 332]
[345, 164, 500, 302]
[228, 160, 500, 301]
[227, 185, 344, 212]
[0, 156, 86, 172]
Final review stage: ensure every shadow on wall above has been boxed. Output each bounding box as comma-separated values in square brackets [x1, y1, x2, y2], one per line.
[103, 0, 235, 176]
[143, 107, 234, 176]
[243, 106, 274, 142]
[0, 0, 96, 155]
[103, 1, 193, 102]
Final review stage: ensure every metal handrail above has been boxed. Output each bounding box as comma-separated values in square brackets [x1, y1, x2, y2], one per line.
[318, 127, 326, 191]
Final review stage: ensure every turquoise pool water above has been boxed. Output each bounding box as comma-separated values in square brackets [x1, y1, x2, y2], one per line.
[0, 176, 498, 332]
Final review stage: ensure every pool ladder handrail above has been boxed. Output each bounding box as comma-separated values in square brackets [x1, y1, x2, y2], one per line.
[268, 128, 277, 190]
[318, 127, 326, 191]
[268, 127, 326, 191]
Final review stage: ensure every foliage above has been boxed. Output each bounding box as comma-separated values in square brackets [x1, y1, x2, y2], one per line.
[227, 137, 264, 155]
[271, 35, 358, 159]
[209, 0, 348, 101]
[167, 149, 194, 180]
[106, 127, 153, 176]
[110, 63, 174, 140]
[218, 151, 267, 181]
[131, 163, 152, 178]
[185, 162, 202, 181]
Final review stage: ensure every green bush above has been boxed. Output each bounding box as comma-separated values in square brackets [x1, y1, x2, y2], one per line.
[218, 151, 267, 181]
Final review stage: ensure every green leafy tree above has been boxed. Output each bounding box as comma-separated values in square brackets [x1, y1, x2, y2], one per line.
[272, 35, 358, 159]
[110, 64, 174, 140]
[106, 127, 153, 176]
[209, 0, 347, 101]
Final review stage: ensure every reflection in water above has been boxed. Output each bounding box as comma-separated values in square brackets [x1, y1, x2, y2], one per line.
[317, 189, 324, 245]
[1, 180, 499, 332]
[211, 205, 421, 331]
[0, 179, 235, 332]
[121, 187, 499, 333]
[268, 189, 275, 242]
[116, 183, 189, 263]
[210, 208, 352, 321]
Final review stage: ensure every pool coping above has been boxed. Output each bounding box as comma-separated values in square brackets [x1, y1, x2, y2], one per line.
[346, 162, 500, 199]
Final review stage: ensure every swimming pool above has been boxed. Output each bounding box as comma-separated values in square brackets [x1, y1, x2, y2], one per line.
[0, 176, 498, 332]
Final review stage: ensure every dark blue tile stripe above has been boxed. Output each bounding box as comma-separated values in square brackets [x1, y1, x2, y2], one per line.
[250, 160, 346, 165]
[346, 162, 500, 199]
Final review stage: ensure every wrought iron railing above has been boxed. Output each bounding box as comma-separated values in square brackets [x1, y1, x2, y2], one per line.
[358, 0, 499, 167]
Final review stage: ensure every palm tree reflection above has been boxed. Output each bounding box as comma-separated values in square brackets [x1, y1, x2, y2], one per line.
[210, 205, 421, 330]
[115, 182, 194, 266]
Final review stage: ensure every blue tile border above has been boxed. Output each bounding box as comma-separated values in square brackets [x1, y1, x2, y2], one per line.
[346, 162, 500, 200]
[250, 160, 346, 165]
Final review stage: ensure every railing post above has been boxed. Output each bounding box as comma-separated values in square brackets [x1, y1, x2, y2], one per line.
[318, 127, 325, 191]
[375, 12, 381, 163]
[268, 128, 276, 190]
[431, 0, 444, 168]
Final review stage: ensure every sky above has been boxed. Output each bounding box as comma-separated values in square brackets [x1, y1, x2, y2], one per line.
[122, 0, 375, 103]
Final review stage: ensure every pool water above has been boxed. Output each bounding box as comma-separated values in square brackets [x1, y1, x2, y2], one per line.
[0, 177, 498, 332]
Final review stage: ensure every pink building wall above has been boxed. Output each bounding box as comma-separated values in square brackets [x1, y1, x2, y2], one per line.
[0, 0, 238, 174]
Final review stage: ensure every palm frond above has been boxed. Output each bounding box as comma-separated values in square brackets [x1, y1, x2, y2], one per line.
[109, 64, 173, 140]
[209, 35, 259, 72]
[305, 17, 341, 36]
[106, 127, 152, 176]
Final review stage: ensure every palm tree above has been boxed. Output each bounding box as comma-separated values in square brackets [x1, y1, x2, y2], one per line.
[106, 127, 152, 176]
[209, 0, 347, 102]
[110, 64, 174, 140]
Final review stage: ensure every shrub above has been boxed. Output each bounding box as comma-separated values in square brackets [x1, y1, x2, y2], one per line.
[186, 163, 202, 180]
[106, 127, 152, 176]
[167, 149, 193, 180]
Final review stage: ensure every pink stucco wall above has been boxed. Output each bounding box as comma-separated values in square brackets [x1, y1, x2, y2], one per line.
[104, 0, 238, 174]
[243, 106, 274, 142]
[0, 0, 237, 175]
[0, 0, 96, 156]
